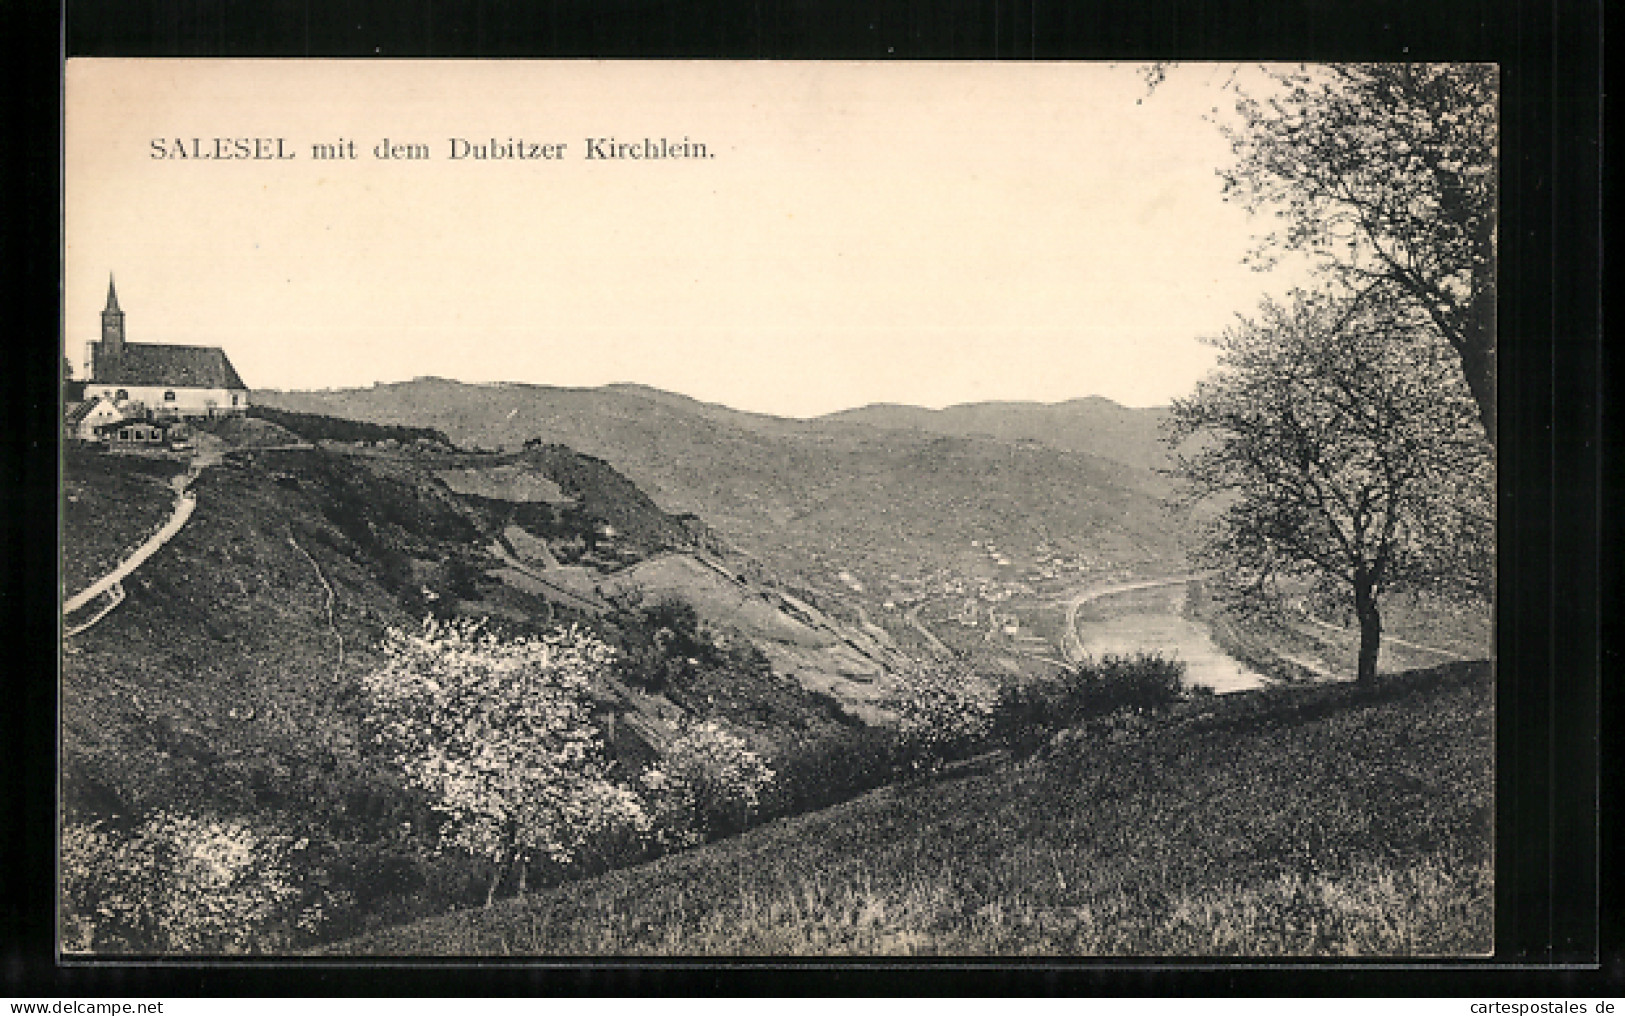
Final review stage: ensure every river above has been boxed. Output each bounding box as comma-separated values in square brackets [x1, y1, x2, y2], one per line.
[1070, 580, 1269, 694]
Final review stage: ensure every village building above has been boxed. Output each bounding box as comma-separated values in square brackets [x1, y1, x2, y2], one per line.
[80, 277, 250, 418]
[63, 396, 125, 442]
[95, 418, 172, 446]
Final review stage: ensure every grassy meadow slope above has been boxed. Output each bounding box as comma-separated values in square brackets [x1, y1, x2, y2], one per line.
[257, 380, 1189, 613]
[324, 661, 1492, 957]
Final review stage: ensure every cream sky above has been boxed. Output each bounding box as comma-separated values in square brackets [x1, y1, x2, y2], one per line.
[65, 60, 1309, 418]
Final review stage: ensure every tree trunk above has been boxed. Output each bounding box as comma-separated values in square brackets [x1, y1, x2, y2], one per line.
[515, 856, 528, 895]
[1458, 292, 1497, 447]
[1353, 577, 1382, 684]
[485, 856, 504, 908]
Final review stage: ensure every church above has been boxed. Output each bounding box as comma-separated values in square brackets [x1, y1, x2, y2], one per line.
[81, 277, 251, 417]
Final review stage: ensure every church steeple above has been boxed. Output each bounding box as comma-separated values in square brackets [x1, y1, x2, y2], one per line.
[101, 274, 125, 356]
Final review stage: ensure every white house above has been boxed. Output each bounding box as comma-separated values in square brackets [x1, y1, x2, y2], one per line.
[63, 395, 125, 441]
[81, 278, 250, 417]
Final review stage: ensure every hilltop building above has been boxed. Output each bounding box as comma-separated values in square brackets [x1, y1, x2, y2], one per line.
[81, 277, 250, 417]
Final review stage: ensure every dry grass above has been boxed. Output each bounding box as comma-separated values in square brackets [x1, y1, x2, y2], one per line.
[567, 855, 1490, 956]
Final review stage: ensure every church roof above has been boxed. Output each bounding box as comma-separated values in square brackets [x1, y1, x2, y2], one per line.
[93, 342, 248, 390]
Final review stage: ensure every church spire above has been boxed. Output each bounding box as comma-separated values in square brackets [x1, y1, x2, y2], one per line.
[100, 273, 125, 357]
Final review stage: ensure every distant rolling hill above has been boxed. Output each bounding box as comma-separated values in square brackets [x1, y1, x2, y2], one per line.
[257, 380, 1190, 616]
[320, 661, 1493, 957]
[819, 396, 1173, 473]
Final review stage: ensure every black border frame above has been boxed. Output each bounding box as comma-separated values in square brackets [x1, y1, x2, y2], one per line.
[3, 0, 1609, 996]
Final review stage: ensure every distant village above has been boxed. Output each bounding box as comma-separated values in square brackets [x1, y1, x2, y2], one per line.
[64, 278, 251, 448]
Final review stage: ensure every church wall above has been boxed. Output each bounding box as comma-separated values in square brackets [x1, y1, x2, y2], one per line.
[85, 384, 249, 416]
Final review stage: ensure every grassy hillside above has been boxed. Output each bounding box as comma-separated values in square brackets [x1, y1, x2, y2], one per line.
[322, 661, 1492, 957]
[59, 438, 881, 809]
[61, 435, 912, 948]
[62, 445, 489, 825]
[257, 380, 1188, 620]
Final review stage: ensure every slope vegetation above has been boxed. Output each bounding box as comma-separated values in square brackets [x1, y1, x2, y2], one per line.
[323, 661, 1492, 957]
[61, 429, 914, 945]
[62, 436, 900, 820]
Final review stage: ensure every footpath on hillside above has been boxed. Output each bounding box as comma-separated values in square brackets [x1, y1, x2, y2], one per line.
[63, 434, 225, 637]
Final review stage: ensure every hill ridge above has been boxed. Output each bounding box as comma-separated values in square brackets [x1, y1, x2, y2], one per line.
[256, 378, 1188, 636]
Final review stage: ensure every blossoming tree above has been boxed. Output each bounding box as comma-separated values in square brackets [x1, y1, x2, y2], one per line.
[1168, 292, 1493, 682]
[61, 812, 313, 954]
[1220, 63, 1499, 443]
[640, 720, 775, 844]
[887, 665, 998, 769]
[362, 619, 648, 905]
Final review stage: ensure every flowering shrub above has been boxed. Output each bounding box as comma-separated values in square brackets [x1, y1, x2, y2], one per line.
[361, 618, 649, 904]
[60, 812, 314, 954]
[637, 767, 704, 851]
[887, 666, 998, 769]
[641, 720, 776, 843]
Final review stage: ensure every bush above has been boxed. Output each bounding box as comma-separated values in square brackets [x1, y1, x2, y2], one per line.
[640, 720, 776, 844]
[992, 652, 1188, 750]
[61, 812, 321, 954]
[613, 597, 731, 692]
[1083, 652, 1188, 715]
[887, 666, 998, 771]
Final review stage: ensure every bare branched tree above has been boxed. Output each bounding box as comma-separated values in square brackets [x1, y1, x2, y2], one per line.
[1219, 63, 1499, 444]
[1168, 292, 1492, 683]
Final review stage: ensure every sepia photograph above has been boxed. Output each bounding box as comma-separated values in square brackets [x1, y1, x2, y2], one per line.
[60, 59, 1496, 958]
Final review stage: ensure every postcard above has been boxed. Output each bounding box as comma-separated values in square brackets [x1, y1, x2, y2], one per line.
[61, 59, 1496, 958]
